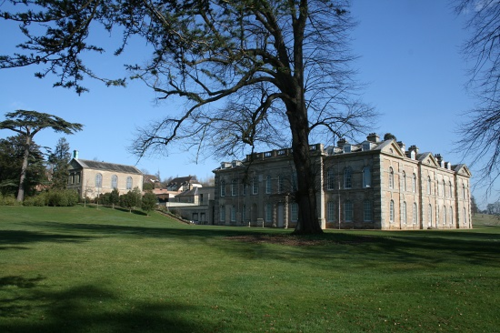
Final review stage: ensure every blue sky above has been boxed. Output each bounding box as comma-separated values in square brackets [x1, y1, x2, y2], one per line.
[0, 1, 495, 207]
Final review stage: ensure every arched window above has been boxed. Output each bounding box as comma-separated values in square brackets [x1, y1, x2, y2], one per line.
[450, 206, 453, 225]
[402, 171, 407, 191]
[462, 184, 466, 200]
[344, 167, 352, 189]
[412, 173, 417, 193]
[463, 207, 467, 225]
[402, 201, 407, 224]
[95, 173, 103, 188]
[126, 176, 133, 190]
[111, 175, 118, 189]
[442, 180, 446, 197]
[390, 200, 395, 223]
[428, 204, 433, 227]
[389, 167, 394, 189]
[363, 167, 371, 188]
[327, 168, 335, 190]
[443, 206, 447, 225]
[449, 181, 453, 198]
[363, 200, 373, 222]
[427, 177, 432, 195]
[413, 202, 418, 225]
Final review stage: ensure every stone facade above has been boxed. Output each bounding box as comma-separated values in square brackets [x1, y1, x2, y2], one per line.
[213, 134, 472, 230]
[67, 152, 143, 199]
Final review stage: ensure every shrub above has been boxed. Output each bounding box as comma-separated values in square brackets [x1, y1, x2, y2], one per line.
[0, 194, 19, 206]
[23, 193, 49, 206]
[47, 189, 79, 207]
[141, 192, 158, 216]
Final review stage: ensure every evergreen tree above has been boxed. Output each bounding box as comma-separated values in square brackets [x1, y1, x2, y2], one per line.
[48, 137, 71, 190]
[141, 192, 158, 216]
[0, 135, 47, 197]
[110, 188, 120, 209]
[120, 187, 142, 213]
[0, 110, 82, 201]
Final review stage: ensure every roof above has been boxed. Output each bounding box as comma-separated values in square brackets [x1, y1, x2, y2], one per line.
[168, 176, 197, 185]
[144, 174, 161, 183]
[71, 159, 142, 175]
[176, 187, 199, 197]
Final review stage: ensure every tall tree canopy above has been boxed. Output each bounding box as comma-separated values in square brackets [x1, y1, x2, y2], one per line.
[455, 0, 500, 194]
[48, 137, 72, 190]
[0, 0, 375, 233]
[0, 134, 46, 197]
[0, 110, 83, 201]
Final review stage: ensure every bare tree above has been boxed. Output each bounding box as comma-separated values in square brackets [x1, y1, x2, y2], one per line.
[0, 1, 375, 233]
[455, 0, 500, 194]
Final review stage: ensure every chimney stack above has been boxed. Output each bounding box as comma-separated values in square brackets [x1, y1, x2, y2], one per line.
[337, 138, 347, 148]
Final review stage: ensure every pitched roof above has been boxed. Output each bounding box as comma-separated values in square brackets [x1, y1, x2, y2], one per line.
[176, 187, 199, 197]
[71, 159, 142, 175]
[168, 176, 196, 185]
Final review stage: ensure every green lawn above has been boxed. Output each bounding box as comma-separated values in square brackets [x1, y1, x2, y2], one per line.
[1, 206, 499, 332]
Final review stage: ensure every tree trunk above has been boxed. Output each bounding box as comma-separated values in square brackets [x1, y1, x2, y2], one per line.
[287, 103, 323, 235]
[16, 135, 32, 202]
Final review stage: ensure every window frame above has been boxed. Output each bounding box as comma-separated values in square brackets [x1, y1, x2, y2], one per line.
[389, 167, 394, 189]
[252, 176, 258, 195]
[389, 200, 395, 223]
[363, 200, 373, 222]
[111, 175, 118, 189]
[265, 175, 272, 194]
[402, 201, 407, 224]
[327, 201, 335, 222]
[344, 167, 352, 189]
[344, 200, 353, 222]
[362, 167, 371, 188]
[95, 173, 103, 188]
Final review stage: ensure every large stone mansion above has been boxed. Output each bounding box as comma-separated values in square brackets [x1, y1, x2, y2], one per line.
[213, 133, 472, 230]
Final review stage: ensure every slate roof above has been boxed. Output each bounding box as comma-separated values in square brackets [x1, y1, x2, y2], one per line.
[71, 159, 142, 175]
[176, 187, 199, 197]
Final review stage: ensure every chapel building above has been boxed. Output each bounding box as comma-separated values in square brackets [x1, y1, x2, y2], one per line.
[67, 151, 143, 199]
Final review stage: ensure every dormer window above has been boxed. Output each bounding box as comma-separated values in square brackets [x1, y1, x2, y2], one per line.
[343, 144, 351, 153]
[362, 142, 371, 151]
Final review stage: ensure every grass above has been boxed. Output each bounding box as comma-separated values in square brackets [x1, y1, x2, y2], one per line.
[1, 206, 499, 332]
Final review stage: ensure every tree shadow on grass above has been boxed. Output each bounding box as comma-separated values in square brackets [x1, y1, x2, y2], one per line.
[0, 275, 217, 333]
[19, 220, 500, 270]
[0, 230, 94, 249]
